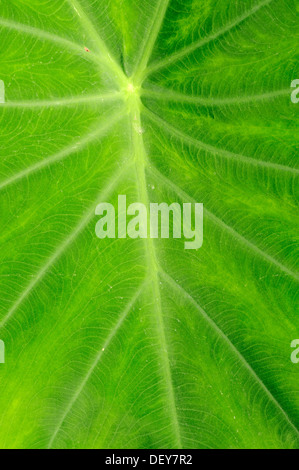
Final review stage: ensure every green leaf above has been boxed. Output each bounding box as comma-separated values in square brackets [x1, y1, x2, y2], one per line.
[0, 0, 298, 449]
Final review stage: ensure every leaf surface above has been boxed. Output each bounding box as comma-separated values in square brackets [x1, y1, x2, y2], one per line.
[0, 0, 298, 449]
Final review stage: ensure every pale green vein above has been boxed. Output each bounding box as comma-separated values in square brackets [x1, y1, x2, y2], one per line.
[149, 165, 299, 282]
[129, 92, 182, 448]
[161, 270, 299, 440]
[143, 107, 299, 174]
[142, 86, 291, 106]
[145, 0, 274, 76]
[0, 17, 99, 64]
[48, 283, 146, 449]
[0, 91, 121, 109]
[66, 0, 127, 85]
[0, 110, 124, 192]
[133, 0, 170, 84]
[0, 163, 131, 331]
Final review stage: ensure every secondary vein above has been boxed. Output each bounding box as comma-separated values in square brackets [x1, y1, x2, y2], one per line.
[133, 0, 170, 84]
[48, 284, 145, 449]
[143, 107, 299, 174]
[66, 0, 126, 85]
[0, 110, 125, 192]
[145, 0, 274, 76]
[0, 163, 131, 331]
[0, 17, 99, 65]
[0, 91, 121, 109]
[161, 270, 299, 440]
[149, 165, 299, 282]
[141, 86, 291, 106]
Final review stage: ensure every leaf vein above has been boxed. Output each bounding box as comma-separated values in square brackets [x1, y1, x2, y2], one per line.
[130, 96, 182, 447]
[66, 0, 126, 84]
[142, 86, 291, 106]
[161, 270, 299, 439]
[146, 0, 274, 76]
[47, 284, 145, 449]
[0, 17, 99, 64]
[133, 0, 170, 82]
[143, 107, 299, 174]
[0, 162, 131, 330]
[149, 165, 299, 282]
[0, 91, 121, 109]
[0, 110, 125, 192]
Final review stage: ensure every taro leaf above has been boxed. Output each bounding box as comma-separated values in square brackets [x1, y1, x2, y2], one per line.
[0, 0, 298, 450]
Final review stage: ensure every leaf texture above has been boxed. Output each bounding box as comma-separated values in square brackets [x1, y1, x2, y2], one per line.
[0, 0, 298, 449]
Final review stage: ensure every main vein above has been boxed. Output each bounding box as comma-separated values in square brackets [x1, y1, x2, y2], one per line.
[129, 93, 182, 448]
